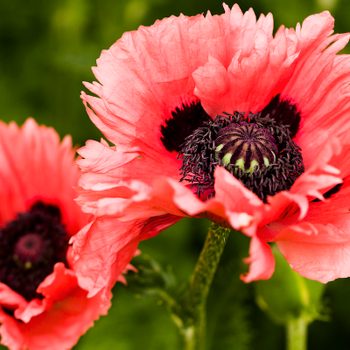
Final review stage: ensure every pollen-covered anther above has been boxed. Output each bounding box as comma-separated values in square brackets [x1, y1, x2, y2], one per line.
[214, 123, 278, 174]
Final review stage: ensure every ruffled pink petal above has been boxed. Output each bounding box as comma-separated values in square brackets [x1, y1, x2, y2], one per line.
[13, 264, 76, 323]
[212, 168, 274, 281]
[150, 169, 274, 280]
[271, 177, 350, 282]
[14, 299, 47, 324]
[77, 142, 273, 288]
[284, 14, 350, 159]
[241, 236, 275, 282]
[276, 12, 350, 168]
[0, 288, 110, 350]
[212, 167, 266, 233]
[77, 139, 181, 216]
[83, 12, 212, 149]
[192, 9, 350, 168]
[266, 132, 343, 223]
[75, 165, 271, 294]
[160, 168, 265, 232]
[0, 283, 27, 310]
[277, 239, 350, 283]
[116, 167, 266, 234]
[193, 6, 300, 115]
[0, 262, 111, 350]
[71, 219, 140, 295]
[71, 215, 178, 296]
[0, 311, 24, 350]
[37, 263, 77, 300]
[0, 119, 87, 234]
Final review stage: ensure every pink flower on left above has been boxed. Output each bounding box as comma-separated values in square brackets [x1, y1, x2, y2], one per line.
[0, 119, 112, 350]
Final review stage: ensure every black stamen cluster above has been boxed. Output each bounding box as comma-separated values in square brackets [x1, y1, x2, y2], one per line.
[178, 115, 227, 197]
[179, 112, 304, 202]
[0, 202, 69, 301]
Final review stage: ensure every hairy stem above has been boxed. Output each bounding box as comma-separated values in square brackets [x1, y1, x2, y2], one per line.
[183, 223, 231, 350]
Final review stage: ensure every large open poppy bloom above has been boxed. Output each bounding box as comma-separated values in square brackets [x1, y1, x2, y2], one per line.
[75, 4, 350, 296]
[0, 119, 113, 350]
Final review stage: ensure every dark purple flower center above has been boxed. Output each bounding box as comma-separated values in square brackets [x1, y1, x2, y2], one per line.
[160, 95, 304, 202]
[0, 202, 69, 301]
[15, 233, 44, 266]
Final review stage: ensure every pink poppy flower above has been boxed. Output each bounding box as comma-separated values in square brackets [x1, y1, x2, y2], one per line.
[0, 119, 113, 350]
[76, 4, 350, 295]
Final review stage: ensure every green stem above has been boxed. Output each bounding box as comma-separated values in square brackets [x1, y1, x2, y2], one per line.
[183, 223, 231, 350]
[286, 317, 308, 350]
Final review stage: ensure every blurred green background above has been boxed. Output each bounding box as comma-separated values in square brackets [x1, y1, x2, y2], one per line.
[0, 0, 349, 349]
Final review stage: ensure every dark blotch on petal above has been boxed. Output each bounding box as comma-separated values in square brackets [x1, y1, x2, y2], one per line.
[312, 183, 343, 202]
[161, 101, 211, 152]
[324, 183, 342, 198]
[261, 95, 301, 138]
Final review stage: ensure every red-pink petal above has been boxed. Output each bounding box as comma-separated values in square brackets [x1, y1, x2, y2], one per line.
[0, 119, 87, 234]
[71, 215, 178, 296]
[241, 236, 275, 282]
[272, 178, 350, 282]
